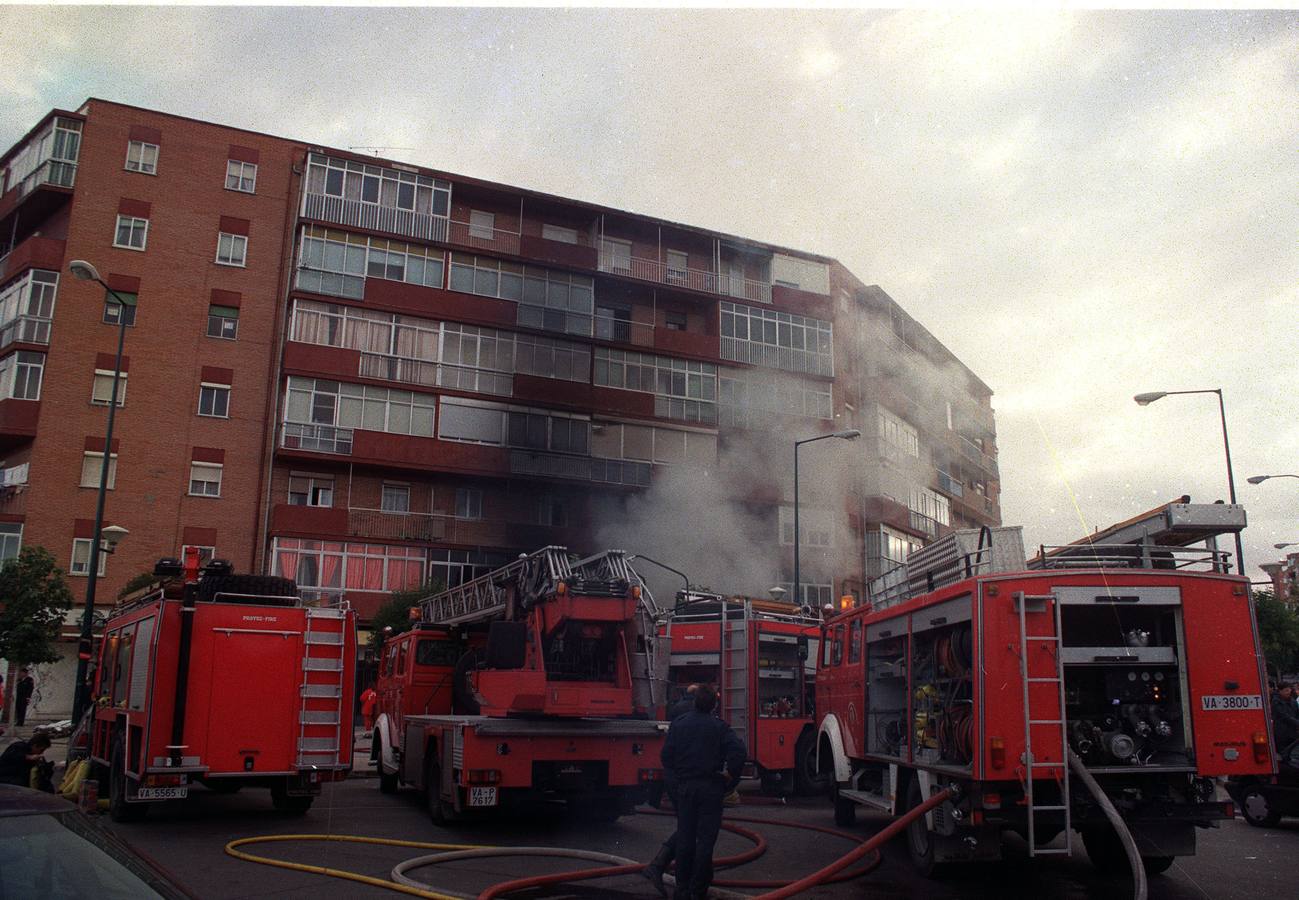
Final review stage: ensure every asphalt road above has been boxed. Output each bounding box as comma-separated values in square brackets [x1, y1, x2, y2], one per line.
[103, 777, 1299, 899]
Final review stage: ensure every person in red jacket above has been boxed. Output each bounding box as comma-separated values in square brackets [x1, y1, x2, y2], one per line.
[360, 685, 378, 732]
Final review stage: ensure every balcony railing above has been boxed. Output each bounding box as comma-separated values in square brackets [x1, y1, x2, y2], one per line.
[0, 315, 51, 349]
[281, 422, 354, 455]
[598, 241, 772, 303]
[301, 192, 449, 244]
[590, 456, 653, 487]
[936, 470, 963, 498]
[348, 507, 449, 543]
[507, 450, 652, 487]
[957, 435, 997, 474]
[12, 159, 76, 201]
[909, 509, 941, 538]
[447, 219, 521, 256]
[593, 314, 654, 347]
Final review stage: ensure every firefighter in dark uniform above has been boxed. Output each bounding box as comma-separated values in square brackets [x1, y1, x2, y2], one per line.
[659, 684, 745, 900]
[642, 685, 703, 895]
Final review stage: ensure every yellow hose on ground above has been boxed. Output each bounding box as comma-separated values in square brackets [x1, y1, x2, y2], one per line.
[223, 834, 488, 900]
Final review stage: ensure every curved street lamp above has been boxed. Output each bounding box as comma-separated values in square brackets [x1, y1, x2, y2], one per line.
[1248, 474, 1299, 485]
[1133, 389, 1243, 575]
[1276, 543, 1298, 551]
[794, 429, 861, 607]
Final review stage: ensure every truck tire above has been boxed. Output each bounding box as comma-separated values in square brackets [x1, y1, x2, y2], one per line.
[198, 574, 298, 604]
[271, 782, 314, 814]
[832, 782, 856, 827]
[425, 758, 455, 824]
[374, 735, 398, 794]
[1081, 826, 1175, 876]
[1240, 785, 1283, 828]
[905, 778, 947, 878]
[109, 741, 147, 823]
[794, 730, 825, 796]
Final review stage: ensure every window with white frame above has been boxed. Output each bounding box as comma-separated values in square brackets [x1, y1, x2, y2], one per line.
[718, 368, 832, 428]
[124, 141, 159, 175]
[207, 304, 238, 340]
[770, 254, 830, 295]
[271, 536, 426, 594]
[0, 269, 58, 338]
[296, 226, 445, 299]
[468, 210, 495, 240]
[0, 522, 21, 562]
[542, 224, 578, 244]
[91, 369, 127, 406]
[288, 474, 334, 507]
[593, 348, 718, 425]
[103, 292, 137, 327]
[304, 153, 450, 219]
[216, 232, 247, 267]
[877, 407, 920, 457]
[283, 377, 435, 437]
[454, 488, 483, 520]
[113, 215, 148, 250]
[600, 238, 632, 273]
[909, 486, 951, 528]
[0, 351, 44, 401]
[70, 538, 108, 577]
[181, 544, 215, 566]
[590, 421, 716, 467]
[438, 397, 589, 455]
[778, 506, 834, 547]
[666, 250, 689, 283]
[198, 383, 231, 418]
[720, 301, 833, 377]
[225, 159, 257, 193]
[79, 452, 118, 489]
[381, 483, 410, 513]
[189, 462, 222, 497]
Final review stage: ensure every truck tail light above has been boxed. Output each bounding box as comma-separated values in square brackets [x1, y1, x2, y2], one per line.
[990, 737, 1006, 770]
[981, 791, 1001, 810]
[1221, 801, 1235, 818]
[1253, 732, 1270, 764]
[468, 769, 500, 785]
[639, 768, 663, 782]
[145, 774, 183, 787]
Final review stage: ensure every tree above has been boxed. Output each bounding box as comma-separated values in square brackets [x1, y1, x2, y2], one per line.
[367, 580, 444, 655]
[0, 547, 74, 726]
[1254, 589, 1299, 680]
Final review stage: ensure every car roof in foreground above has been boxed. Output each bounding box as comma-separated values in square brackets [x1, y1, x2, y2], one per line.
[0, 782, 74, 817]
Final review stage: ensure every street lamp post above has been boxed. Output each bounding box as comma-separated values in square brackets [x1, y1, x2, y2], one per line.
[1134, 389, 1244, 575]
[1248, 474, 1299, 485]
[68, 259, 134, 727]
[794, 429, 861, 608]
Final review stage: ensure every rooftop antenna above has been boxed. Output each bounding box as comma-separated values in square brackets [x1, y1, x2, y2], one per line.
[348, 146, 418, 158]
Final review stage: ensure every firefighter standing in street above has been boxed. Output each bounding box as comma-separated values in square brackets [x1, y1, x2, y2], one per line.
[659, 684, 745, 900]
[642, 685, 702, 895]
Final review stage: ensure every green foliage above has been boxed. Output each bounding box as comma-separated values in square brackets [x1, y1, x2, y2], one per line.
[1254, 590, 1299, 677]
[117, 571, 158, 601]
[368, 580, 444, 654]
[0, 546, 75, 666]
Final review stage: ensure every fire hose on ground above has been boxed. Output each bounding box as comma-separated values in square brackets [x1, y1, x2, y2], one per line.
[1068, 747, 1147, 900]
[225, 788, 954, 899]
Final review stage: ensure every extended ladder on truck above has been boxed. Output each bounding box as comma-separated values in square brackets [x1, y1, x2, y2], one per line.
[420, 546, 639, 625]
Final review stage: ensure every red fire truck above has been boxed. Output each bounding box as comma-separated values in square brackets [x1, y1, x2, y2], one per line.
[371, 547, 667, 821]
[663, 593, 822, 794]
[816, 501, 1270, 876]
[89, 552, 356, 821]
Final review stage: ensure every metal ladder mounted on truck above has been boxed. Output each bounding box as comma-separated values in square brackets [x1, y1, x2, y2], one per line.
[297, 605, 350, 768]
[1015, 590, 1072, 857]
[420, 546, 639, 625]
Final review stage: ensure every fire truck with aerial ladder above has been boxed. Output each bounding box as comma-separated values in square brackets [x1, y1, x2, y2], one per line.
[371, 546, 669, 821]
[85, 549, 357, 821]
[662, 590, 823, 794]
[815, 499, 1272, 878]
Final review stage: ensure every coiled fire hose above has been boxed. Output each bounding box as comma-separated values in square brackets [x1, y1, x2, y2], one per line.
[1068, 748, 1147, 900]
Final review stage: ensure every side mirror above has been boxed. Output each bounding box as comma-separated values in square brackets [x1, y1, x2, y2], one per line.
[797, 635, 809, 661]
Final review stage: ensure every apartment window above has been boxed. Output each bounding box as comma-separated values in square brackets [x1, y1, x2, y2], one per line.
[189, 462, 223, 497]
[778, 506, 833, 547]
[283, 377, 435, 438]
[0, 269, 58, 335]
[103, 292, 137, 327]
[945, 401, 954, 431]
[878, 408, 920, 457]
[70, 539, 108, 577]
[454, 488, 482, 520]
[288, 474, 334, 507]
[541, 224, 578, 244]
[198, 383, 231, 418]
[80, 452, 118, 490]
[469, 210, 495, 240]
[216, 232, 247, 267]
[296, 226, 445, 299]
[595, 304, 632, 343]
[593, 348, 718, 425]
[601, 238, 632, 273]
[771, 254, 830, 295]
[666, 250, 689, 283]
[0, 351, 45, 401]
[537, 494, 567, 527]
[665, 311, 687, 331]
[91, 369, 127, 406]
[207, 304, 239, 340]
[113, 215, 148, 250]
[181, 545, 215, 566]
[225, 160, 257, 193]
[0, 523, 22, 562]
[381, 483, 410, 513]
[305, 153, 450, 219]
[124, 141, 159, 175]
[720, 301, 834, 377]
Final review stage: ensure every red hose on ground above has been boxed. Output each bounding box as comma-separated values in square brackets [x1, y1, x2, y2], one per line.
[752, 787, 954, 900]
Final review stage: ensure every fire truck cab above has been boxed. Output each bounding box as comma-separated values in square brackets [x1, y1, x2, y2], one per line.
[89, 552, 356, 821]
[372, 547, 667, 822]
[817, 502, 1270, 876]
[664, 593, 821, 794]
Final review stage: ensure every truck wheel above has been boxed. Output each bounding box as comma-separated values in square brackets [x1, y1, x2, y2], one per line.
[1081, 826, 1172, 876]
[905, 779, 947, 878]
[425, 759, 455, 824]
[832, 782, 856, 827]
[109, 741, 147, 823]
[271, 782, 314, 814]
[1240, 786, 1283, 828]
[1142, 856, 1175, 875]
[374, 736, 398, 794]
[794, 731, 825, 796]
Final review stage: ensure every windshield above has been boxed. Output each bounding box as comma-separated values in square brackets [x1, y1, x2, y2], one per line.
[415, 638, 461, 668]
[0, 813, 165, 899]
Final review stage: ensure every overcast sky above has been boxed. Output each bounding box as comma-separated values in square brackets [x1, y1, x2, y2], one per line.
[3, 7, 1295, 581]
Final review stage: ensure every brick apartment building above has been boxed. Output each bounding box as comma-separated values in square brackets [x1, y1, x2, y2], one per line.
[1261, 551, 1299, 604]
[0, 100, 1000, 711]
